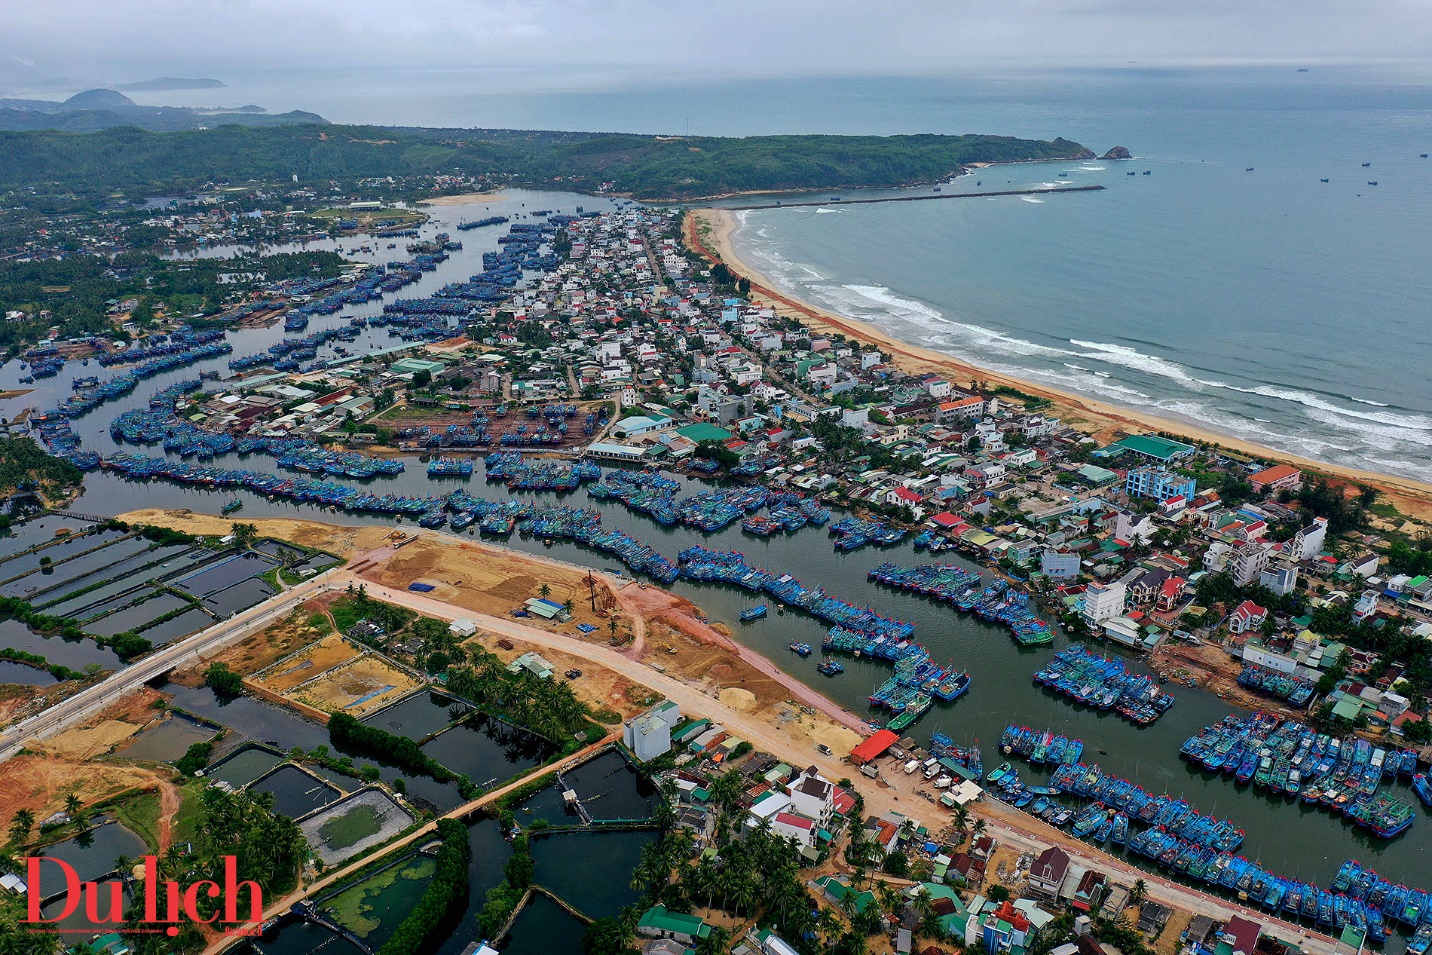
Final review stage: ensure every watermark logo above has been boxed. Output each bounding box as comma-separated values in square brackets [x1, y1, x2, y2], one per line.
[24, 855, 262, 936]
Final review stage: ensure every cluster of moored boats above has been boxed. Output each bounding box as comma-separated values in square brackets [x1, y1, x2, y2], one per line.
[1180, 712, 1418, 837]
[1034, 645, 1175, 724]
[484, 451, 602, 490]
[740, 493, 831, 535]
[1236, 664, 1315, 707]
[867, 651, 971, 732]
[868, 562, 1053, 645]
[989, 747, 1429, 947]
[427, 458, 474, 478]
[828, 516, 906, 551]
[1000, 724, 1085, 766]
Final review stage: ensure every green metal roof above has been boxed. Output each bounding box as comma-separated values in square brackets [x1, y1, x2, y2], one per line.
[638, 905, 711, 939]
[1107, 434, 1197, 461]
[675, 422, 733, 443]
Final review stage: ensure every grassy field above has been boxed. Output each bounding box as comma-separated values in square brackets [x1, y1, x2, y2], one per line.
[112, 790, 162, 853]
[171, 779, 207, 847]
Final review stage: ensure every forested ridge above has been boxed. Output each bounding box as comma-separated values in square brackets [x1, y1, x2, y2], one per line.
[0, 124, 1092, 200]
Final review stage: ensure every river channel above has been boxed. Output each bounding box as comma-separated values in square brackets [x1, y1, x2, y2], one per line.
[2, 190, 1428, 910]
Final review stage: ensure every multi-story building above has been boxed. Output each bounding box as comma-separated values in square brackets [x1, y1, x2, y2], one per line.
[1125, 465, 1196, 503]
[1081, 582, 1127, 627]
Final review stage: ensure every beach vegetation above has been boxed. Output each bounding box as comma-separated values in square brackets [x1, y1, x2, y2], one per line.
[0, 124, 1091, 201]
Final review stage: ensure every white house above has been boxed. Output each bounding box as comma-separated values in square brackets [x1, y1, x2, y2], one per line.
[786, 765, 836, 827]
[1081, 582, 1127, 627]
[1290, 517, 1329, 562]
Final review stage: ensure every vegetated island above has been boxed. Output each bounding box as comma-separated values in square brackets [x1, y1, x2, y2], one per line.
[114, 77, 228, 92]
[0, 88, 325, 133]
[0, 123, 1094, 200]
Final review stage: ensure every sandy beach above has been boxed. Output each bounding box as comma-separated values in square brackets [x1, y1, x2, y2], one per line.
[420, 191, 507, 206]
[688, 208, 1432, 520]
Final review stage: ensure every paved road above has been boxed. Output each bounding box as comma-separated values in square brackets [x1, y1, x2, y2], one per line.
[0, 571, 339, 764]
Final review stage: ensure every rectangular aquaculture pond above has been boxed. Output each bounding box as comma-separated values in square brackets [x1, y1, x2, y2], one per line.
[0, 618, 122, 671]
[0, 537, 150, 600]
[0, 529, 127, 580]
[84, 591, 190, 637]
[529, 828, 656, 919]
[31, 544, 193, 609]
[359, 690, 470, 741]
[0, 516, 98, 560]
[0, 659, 59, 686]
[419, 714, 556, 789]
[172, 551, 278, 597]
[321, 852, 435, 949]
[299, 790, 415, 866]
[208, 747, 287, 789]
[249, 765, 342, 820]
[115, 715, 217, 762]
[139, 606, 213, 646]
[201, 576, 275, 616]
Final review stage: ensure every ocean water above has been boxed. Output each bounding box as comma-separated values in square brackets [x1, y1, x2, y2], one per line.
[24, 66, 1432, 477]
[708, 69, 1432, 481]
[140, 64, 1432, 479]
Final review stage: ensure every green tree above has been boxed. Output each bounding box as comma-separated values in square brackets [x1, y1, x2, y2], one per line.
[9, 808, 35, 845]
[583, 917, 634, 955]
[230, 522, 258, 549]
[203, 662, 244, 697]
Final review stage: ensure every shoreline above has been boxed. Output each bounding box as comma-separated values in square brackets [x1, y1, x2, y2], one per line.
[688, 207, 1432, 520]
[419, 191, 507, 206]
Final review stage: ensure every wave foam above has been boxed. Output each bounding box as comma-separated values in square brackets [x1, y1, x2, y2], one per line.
[1020, 196, 1045, 203]
[1070, 340, 1207, 387]
[835, 285, 1077, 361]
[1222, 384, 1432, 431]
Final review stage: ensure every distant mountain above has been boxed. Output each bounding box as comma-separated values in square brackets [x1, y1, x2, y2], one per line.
[115, 77, 227, 92]
[64, 88, 138, 109]
[0, 89, 326, 132]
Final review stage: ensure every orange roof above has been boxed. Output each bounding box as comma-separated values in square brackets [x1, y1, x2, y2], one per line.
[850, 729, 899, 764]
[1250, 463, 1301, 484]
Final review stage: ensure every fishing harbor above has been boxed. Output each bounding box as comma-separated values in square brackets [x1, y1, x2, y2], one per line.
[3, 190, 1432, 945]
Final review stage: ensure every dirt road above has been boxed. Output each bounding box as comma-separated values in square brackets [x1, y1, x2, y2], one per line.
[332, 572, 1345, 955]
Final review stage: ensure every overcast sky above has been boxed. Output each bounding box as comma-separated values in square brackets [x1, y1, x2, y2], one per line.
[4, 0, 1430, 97]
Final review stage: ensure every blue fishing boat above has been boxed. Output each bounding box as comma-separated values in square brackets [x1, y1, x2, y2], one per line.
[817, 659, 844, 676]
[789, 643, 812, 657]
[740, 605, 768, 621]
[221, 498, 243, 514]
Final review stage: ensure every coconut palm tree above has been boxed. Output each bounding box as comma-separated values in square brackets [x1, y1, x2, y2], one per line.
[1130, 878, 1148, 906]
[952, 804, 971, 844]
[64, 793, 82, 823]
[8, 809, 34, 846]
[696, 925, 731, 955]
[538, 583, 552, 600]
